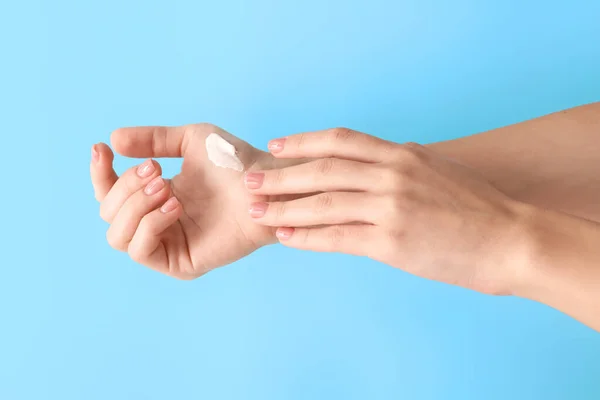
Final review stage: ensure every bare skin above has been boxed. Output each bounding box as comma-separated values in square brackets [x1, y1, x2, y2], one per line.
[91, 102, 600, 330]
[91, 125, 277, 279]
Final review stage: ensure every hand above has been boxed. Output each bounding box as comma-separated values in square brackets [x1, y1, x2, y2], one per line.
[90, 124, 285, 279]
[244, 128, 534, 295]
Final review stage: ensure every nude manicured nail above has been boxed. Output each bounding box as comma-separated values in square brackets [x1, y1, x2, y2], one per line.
[249, 202, 268, 218]
[144, 177, 164, 195]
[137, 160, 155, 178]
[244, 172, 264, 189]
[91, 145, 100, 163]
[268, 138, 286, 153]
[161, 197, 179, 213]
[276, 227, 294, 240]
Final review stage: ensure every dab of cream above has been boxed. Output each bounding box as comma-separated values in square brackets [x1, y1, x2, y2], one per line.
[205, 133, 244, 172]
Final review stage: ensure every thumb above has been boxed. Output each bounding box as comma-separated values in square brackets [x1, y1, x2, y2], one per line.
[90, 143, 118, 202]
[110, 126, 188, 158]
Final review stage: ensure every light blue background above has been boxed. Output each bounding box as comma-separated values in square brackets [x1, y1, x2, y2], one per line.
[1, 0, 599, 399]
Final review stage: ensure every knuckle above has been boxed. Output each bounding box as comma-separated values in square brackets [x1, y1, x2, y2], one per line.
[328, 127, 356, 142]
[377, 229, 405, 260]
[179, 262, 200, 279]
[380, 140, 399, 157]
[106, 229, 123, 251]
[150, 126, 168, 156]
[404, 141, 422, 149]
[269, 168, 287, 187]
[390, 193, 416, 227]
[386, 228, 406, 246]
[329, 225, 346, 249]
[314, 157, 336, 175]
[299, 228, 311, 246]
[381, 168, 404, 192]
[274, 202, 287, 220]
[314, 193, 334, 215]
[173, 273, 197, 281]
[397, 145, 426, 166]
[195, 122, 218, 132]
[137, 215, 154, 235]
[384, 195, 407, 220]
[128, 244, 144, 264]
[99, 204, 111, 223]
[294, 132, 307, 150]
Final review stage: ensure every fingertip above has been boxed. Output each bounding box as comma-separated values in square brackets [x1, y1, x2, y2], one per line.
[91, 142, 118, 202]
[151, 159, 163, 176]
[276, 227, 295, 241]
[160, 197, 181, 214]
[136, 158, 162, 178]
[110, 128, 141, 157]
[110, 128, 127, 155]
[92, 142, 114, 165]
[91, 144, 100, 163]
[267, 138, 286, 155]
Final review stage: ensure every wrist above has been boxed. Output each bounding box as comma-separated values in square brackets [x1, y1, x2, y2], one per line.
[508, 203, 598, 301]
[501, 201, 547, 298]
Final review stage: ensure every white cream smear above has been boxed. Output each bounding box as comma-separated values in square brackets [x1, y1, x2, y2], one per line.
[205, 133, 244, 172]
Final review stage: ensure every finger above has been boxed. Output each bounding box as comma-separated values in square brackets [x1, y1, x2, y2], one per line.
[245, 158, 387, 195]
[111, 125, 189, 158]
[106, 177, 171, 251]
[249, 192, 381, 227]
[274, 225, 379, 256]
[267, 127, 395, 162]
[100, 159, 162, 223]
[128, 197, 184, 273]
[90, 143, 118, 202]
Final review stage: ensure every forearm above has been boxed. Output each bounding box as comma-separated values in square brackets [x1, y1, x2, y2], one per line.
[518, 206, 600, 331]
[427, 102, 600, 222]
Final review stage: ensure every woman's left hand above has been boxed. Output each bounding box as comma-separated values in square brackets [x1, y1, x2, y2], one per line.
[244, 128, 535, 295]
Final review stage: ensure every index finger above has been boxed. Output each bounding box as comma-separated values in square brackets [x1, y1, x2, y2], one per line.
[267, 127, 395, 163]
[111, 125, 189, 158]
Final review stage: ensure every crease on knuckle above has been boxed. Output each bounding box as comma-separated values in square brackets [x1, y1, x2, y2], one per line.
[314, 193, 333, 216]
[314, 157, 336, 175]
[294, 133, 306, 152]
[270, 168, 287, 188]
[274, 202, 287, 221]
[298, 228, 312, 247]
[329, 225, 346, 249]
[150, 127, 162, 156]
[329, 127, 356, 142]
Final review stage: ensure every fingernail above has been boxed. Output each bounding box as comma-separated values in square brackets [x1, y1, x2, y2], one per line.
[137, 159, 155, 178]
[144, 177, 165, 195]
[276, 227, 294, 240]
[161, 197, 179, 213]
[244, 172, 264, 189]
[249, 202, 268, 218]
[91, 145, 100, 163]
[268, 138, 286, 153]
